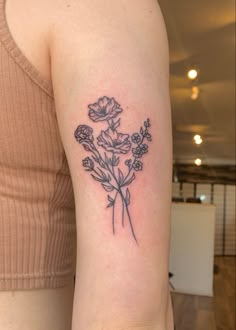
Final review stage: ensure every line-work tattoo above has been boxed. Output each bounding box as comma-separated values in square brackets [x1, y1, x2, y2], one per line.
[74, 96, 151, 242]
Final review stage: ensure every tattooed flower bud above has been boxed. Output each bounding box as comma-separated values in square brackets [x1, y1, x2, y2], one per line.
[132, 146, 143, 158]
[132, 144, 148, 158]
[125, 159, 132, 166]
[82, 157, 94, 170]
[125, 159, 132, 170]
[140, 144, 148, 153]
[132, 160, 143, 171]
[131, 133, 141, 144]
[144, 118, 151, 128]
[74, 125, 94, 143]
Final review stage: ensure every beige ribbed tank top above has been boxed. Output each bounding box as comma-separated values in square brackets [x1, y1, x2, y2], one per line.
[0, 0, 76, 290]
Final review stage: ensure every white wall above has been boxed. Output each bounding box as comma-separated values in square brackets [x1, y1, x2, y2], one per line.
[172, 182, 236, 255]
[169, 203, 215, 297]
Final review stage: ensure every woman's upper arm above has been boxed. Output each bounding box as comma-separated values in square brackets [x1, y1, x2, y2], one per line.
[49, 0, 172, 329]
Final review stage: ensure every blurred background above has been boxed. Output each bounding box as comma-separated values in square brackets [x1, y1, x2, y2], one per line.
[158, 0, 235, 329]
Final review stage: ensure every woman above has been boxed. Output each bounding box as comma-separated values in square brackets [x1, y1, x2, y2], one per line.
[0, 0, 173, 329]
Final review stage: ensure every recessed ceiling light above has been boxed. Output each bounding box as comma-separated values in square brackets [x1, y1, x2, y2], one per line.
[193, 134, 203, 144]
[191, 86, 200, 100]
[195, 158, 202, 166]
[187, 69, 198, 80]
[195, 138, 203, 145]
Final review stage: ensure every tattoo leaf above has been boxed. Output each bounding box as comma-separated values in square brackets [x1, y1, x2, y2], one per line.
[118, 168, 125, 184]
[111, 154, 114, 165]
[99, 159, 106, 168]
[105, 153, 109, 164]
[114, 156, 120, 166]
[92, 155, 99, 163]
[83, 144, 92, 152]
[107, 195, 114, 208]
[108, 195, 114, 203]
[107, 203, 113, 208]
[102, 183, 114, 192]
[125, 188, 131, 206]
[97, 168, 109, 181]
[122, 173, 136, 187]
[91, 174, 104, 183]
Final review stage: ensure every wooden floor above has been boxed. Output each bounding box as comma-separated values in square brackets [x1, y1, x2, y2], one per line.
[171, 256, 236, 330]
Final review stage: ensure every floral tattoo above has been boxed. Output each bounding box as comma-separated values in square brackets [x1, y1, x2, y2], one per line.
[74, 96, 151, 243]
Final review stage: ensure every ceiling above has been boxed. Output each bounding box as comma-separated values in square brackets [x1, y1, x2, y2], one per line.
[173, 164, 236, 185]
[158, 0, 235, 165]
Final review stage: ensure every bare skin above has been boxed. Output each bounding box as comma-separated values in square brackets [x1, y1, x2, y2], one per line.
[0, 278, 74, 330]
[1, 0, 173, 329]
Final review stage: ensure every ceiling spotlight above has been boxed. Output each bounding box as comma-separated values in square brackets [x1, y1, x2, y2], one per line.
[195, 138, 203, 145]
[195, 158, 202, 166]
[194, 134, 201, 140]
[191, 86, 200, 100]
[187, 69, 198, 80]
[193, 134, 203, 145]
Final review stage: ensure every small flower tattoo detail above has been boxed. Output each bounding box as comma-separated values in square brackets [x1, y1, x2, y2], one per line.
[74, 96, 152, 243]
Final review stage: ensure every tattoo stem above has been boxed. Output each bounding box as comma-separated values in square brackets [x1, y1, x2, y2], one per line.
[90, 147, 119, 190]
[122, 197, 125, 227]
[94, 140, 138, 242]
[122, 167, 134, 187]
[112, 191, 118, 234]
[119, 189, 138, 243]
[111, 152, 116, 177]
[107, 119, 112, 129]
[105, 160, 137, 242]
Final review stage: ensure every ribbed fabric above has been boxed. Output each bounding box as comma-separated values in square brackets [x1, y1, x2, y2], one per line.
[0, 0, 76, 290]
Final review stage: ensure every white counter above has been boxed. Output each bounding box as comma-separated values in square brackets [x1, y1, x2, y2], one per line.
[169, 203, 216, 296]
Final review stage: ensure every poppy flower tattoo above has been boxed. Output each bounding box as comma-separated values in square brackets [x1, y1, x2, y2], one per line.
[74, 96, 152, 243]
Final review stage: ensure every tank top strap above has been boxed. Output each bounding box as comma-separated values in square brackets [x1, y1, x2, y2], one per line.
[0, 0, 54, 97]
